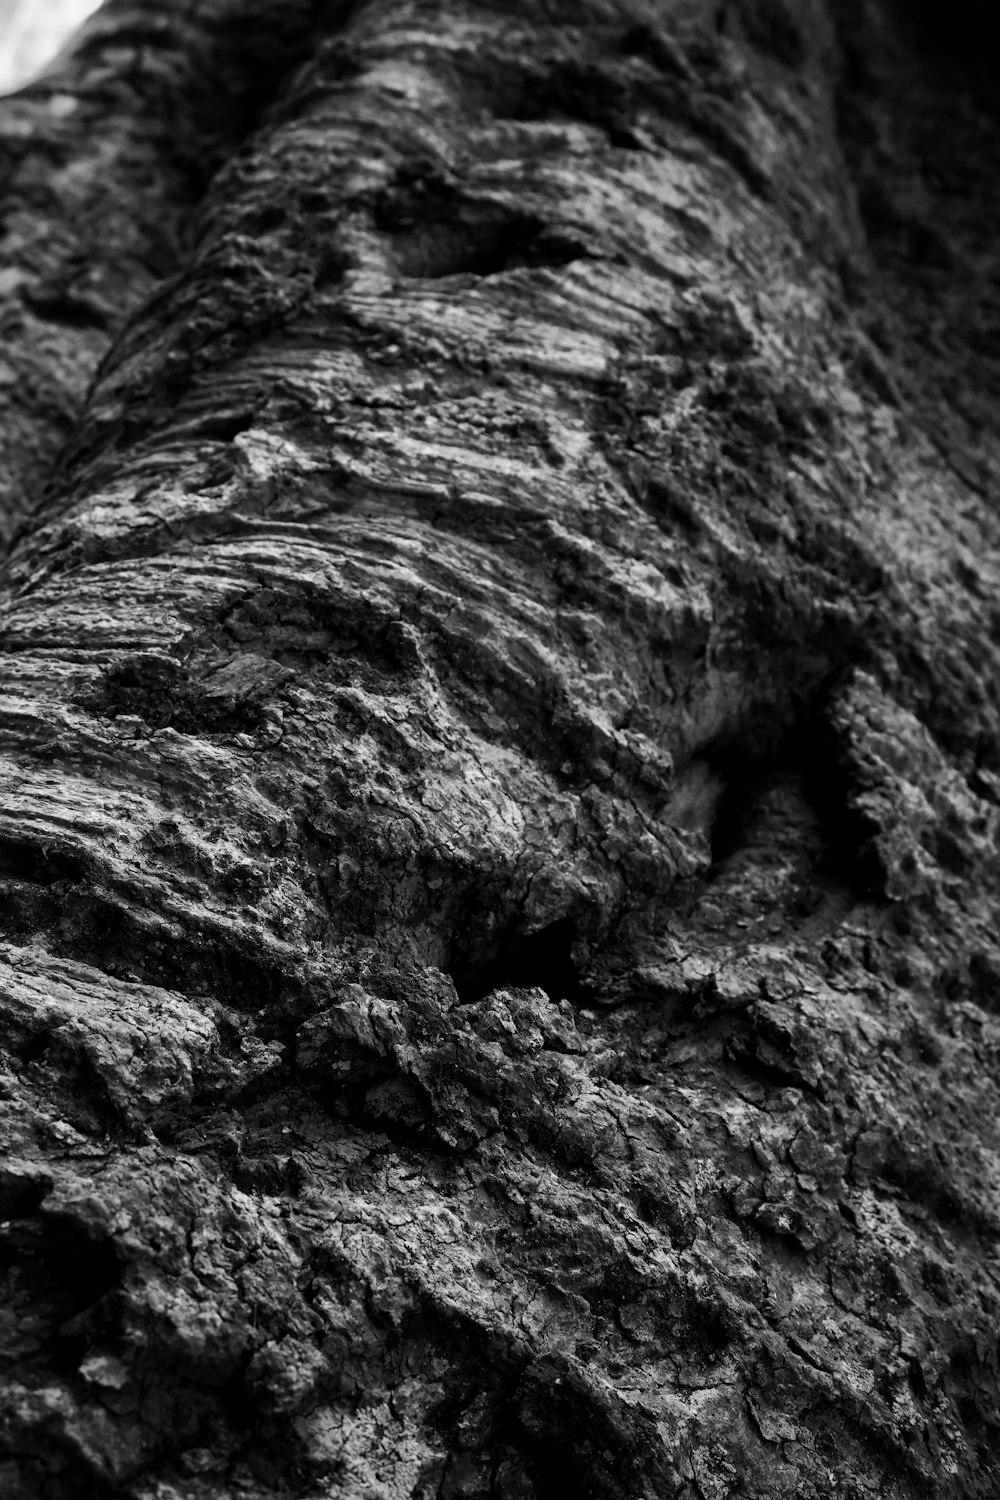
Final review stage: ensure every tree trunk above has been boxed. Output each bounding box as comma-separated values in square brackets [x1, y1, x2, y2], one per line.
[1, 1, 999, 1495]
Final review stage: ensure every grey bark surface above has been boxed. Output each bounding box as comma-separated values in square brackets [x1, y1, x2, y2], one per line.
[0, 1, 999, 1496]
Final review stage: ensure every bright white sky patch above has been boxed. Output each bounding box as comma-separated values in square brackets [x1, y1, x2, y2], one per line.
[0, 0, 102, 93]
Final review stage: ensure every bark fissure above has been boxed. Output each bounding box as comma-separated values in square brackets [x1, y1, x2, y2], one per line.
[0, 0, 367, 555]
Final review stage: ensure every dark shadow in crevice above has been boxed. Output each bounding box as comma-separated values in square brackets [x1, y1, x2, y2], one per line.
[0, 836, 89, 887]
[169, 408, 256, 444]
[387, 213, 592, 281]
[0, 878, 294, 1020]
[723, 1030, 817, 1096]
[22, 288, 110, 331]
[697, 706, 883, 899]
[313, 249, 350, 290]
[0, 1173, 48, 1221]
[373, 158, 597, 280]
[454, 917, 582, 1005]
[0, 1212, 120, 1375]
[896, 0, 1000, 66]
[79, 652, 268, 737]
[513, 1352, 678, 1500]
[707, 755, 772, 867]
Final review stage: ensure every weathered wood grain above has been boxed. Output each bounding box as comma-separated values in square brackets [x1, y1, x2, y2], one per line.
[1, 2, 999, 1495]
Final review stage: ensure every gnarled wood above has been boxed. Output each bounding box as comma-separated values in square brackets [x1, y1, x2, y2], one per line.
[1, 2, 999, 1496]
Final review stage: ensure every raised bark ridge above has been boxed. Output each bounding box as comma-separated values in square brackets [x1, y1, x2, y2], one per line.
[1, 2, 999, 1496]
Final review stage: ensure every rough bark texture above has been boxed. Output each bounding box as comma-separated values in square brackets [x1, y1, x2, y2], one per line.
[1, 1, 999, 1496]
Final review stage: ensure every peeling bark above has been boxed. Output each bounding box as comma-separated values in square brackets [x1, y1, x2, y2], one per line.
[1, 1, 999, 1496]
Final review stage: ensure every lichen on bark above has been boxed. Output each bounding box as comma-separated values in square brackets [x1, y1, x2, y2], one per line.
[1, 1, 1000, 1497]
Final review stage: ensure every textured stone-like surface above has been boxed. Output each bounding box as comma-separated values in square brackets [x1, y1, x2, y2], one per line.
[1, 1, 999, 1496]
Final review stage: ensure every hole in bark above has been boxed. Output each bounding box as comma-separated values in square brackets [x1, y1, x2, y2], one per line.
[374, 159, 593, 278]
[18, 1029, 55, 1064]
[82, 653, 268, 736]
[313, 251, 349, 289]
[387, 214, 591, 280]
[180, 408, 255, 442]
[908, 1359, 927, 1401]
[967, 950, 1000, 1014]
[515, 1353, 672, 1500]
[0, 837, 88, 887]
[0, 1174, 48, 1220]
[694, 714, 881, 898]
[476, 220, 592, 276]
[456, 917, 581, 1005]
[0, 1215, 120, 1375]
[22, 289, 109, 331]
[255, 206, 287, 233]
[375, 158, 453, 217]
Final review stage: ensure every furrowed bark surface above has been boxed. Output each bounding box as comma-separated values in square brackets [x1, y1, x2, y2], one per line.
[1, 1, 999, 1496]
[0, 0, 353, 548]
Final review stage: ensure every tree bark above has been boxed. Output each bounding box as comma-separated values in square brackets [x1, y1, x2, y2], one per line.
[1, 1, 999, 1495]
